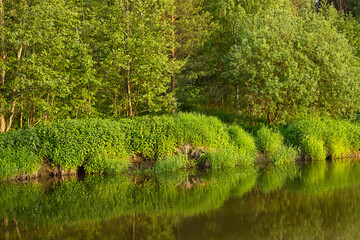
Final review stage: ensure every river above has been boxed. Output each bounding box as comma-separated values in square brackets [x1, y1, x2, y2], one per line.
[1, 161, 360, 239]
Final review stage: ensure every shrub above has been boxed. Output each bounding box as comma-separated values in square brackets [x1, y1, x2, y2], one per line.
[284, 119, 360, 160]
[228, 125, 257, 163]
[256, 127, 298, 164]
[0, 113, 259, 177]
[153, 155, 193, 173]
[272, 145, 298, 165]
[203, 147, 239, 169]
[0, 148, 41, 180]
[256, 127, 283, 159]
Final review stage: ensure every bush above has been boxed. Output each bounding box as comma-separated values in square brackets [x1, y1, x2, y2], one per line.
[153, 155, 193, 173]
[0, 113, 259, 177]
[0, 148, 41, 180]
[256, 127, 298, 164]
[284, 119, 360, 160]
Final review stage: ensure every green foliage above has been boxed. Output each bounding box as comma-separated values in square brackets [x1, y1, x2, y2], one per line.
[36, 119, 130, 173]
[0, 148, 41, 180]
[153, 155, 192, 172]
[284, 119, 360, 160]
[199, 124, 257, 169]
[256, 127, 298, 164]
[4, 161, 360, 238]
[221, 3, 360, 123]
[258, 163, 299, 193]
[0, 168, 258, 230]
[335, 12, 360, 57]
[272, 145, 299, 165]
[1, 0, 360, 132]
[203, 147, 240, 169]
[183, 105, 266, 132]
[257, 127, 283, 158]
[0, 0, 97, 132]
[227, 125, 257, 164]
[0, 113, 258, 177]
[91, 0, 175, 118]
[85, 146, 129, 174]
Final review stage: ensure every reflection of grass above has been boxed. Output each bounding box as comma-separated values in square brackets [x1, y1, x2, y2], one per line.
[289, 161, 360, 195]
[0, 168, 258, 230]
[249, 184, 360, 240]
[257, 163, 299, 193]
[3, 161, 360, 239]
[231, 167, 258, 197]
[0, 182, 43, 220]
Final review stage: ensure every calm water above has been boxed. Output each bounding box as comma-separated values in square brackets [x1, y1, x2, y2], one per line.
[1, 161, 360, 239]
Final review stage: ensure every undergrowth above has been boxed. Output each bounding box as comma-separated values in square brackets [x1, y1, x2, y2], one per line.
[284, 119, 360, 160]
[2, 114, 359, 180]
[256, 127, 298, 164]
[0, 113, 257, 179]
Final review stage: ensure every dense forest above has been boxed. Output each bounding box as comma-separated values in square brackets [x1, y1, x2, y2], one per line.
[1, 0, 360, 132]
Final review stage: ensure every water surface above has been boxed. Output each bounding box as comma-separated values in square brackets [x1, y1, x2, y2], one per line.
[1, 161, 360, 239]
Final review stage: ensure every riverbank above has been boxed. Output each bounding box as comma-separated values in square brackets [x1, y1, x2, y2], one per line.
[0, 113, 257, 180]
[1, 113, 360, 181]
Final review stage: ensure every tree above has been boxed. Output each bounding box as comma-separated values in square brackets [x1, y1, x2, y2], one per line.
[171, 0, 216, 109]
[0, 0, 96, 132]
[223, 3, 360, 124]
[91, 0, 174, 118]
[193, 0, 281, 108]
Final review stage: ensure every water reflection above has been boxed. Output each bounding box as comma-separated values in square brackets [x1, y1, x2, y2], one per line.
[1, 161, 360, 239]
[257, 163, 299, 193]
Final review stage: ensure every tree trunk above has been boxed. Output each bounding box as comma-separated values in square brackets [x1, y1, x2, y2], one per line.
[0, 0, 4, 86]
[235, 84, 239, 110]
[126, 67, 133, 118]
[267, 113, 273, 125]
[20, 92, 23, 128]
[124, 0, 133, 119]
[0, 114, 5, 132]
[0, 0, 5, 132]
[4, 44, 24, 131]
[171, 6, 175, 92]
[5, 100, 15, 132]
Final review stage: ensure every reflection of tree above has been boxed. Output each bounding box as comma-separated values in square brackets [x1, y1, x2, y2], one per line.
[0, 168, 258, 239]
[179, 162, 360, 240]
[2, 162, 360, 239]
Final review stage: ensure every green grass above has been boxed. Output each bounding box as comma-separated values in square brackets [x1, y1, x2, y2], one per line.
[182, 105, 265, 132]
[3, 113, 360, 180]
[284, 119, 360, 160]
[256, 127, 298, 164]
[0, 113, 258, 179]
[153, 155, 194, 172]
[0, 147, 41, 180]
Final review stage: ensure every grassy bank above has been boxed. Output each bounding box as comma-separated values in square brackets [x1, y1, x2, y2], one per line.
[284, 119, 360, 161]
[256, 127, 298, 165]
[0, 113, 257, 180]
[2, 113, 360, 180]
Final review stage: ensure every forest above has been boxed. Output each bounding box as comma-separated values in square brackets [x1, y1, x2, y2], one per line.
[0, 0, 360, 132]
